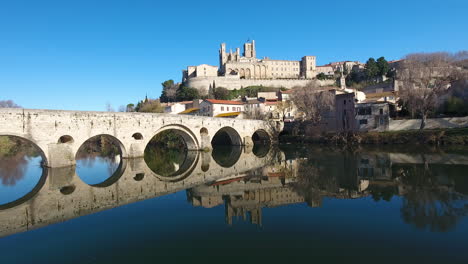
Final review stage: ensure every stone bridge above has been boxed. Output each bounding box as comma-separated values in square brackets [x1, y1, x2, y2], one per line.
[0, 147, 279, 238]
[0, 108, 275, 168]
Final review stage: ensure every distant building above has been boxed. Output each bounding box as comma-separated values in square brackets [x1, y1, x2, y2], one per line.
[182, 40, 340, 92]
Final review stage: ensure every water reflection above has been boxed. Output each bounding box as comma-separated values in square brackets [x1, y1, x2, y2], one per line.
[1, 142, 468, 240]
[0, 136, 46, 208]
[75, 135, 122, 186]
[211, 145, 242, 167]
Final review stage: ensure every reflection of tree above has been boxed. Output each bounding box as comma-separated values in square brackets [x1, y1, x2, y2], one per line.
[76, 136, 121, 175]
[0, 136, 41, 186]
[75, 136, 121, 160]
[397, 164, 468, 232]
[144, 141, 187, 177]
[291, 159, 341, 207]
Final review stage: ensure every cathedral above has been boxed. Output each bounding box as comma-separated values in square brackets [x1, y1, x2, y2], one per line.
[182, 40, 338, 92]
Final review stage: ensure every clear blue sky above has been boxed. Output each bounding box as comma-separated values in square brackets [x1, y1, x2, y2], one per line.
[1, 0, 467, 111]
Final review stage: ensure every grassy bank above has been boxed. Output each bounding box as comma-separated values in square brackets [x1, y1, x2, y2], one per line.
[280, 128, 468, 145]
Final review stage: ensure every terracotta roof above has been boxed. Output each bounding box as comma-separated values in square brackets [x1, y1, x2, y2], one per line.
[265, 101, 278, 106]
[205, 99, 243, 105]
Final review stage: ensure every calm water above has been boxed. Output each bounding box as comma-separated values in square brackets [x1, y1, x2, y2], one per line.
[1, 142, 468, 263]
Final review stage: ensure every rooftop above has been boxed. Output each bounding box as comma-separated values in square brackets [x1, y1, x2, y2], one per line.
[205, 99, 243, 105]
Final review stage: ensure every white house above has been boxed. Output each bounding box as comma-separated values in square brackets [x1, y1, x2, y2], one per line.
[199, 99, 244, 118]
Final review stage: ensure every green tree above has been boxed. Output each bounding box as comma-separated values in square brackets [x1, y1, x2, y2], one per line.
[214, 87, 231, 100]
[376, 57, 390, 76]
[316, 72, 327, 80]
[160, 80, 178, 103]
[126, 103, 135, 112]
[176, 86, 200, 101]
[365, 58, 379, 79]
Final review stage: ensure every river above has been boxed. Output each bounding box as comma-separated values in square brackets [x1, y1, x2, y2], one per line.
[1, 139, 468, 263]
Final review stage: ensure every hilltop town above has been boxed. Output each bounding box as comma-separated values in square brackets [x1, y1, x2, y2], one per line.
[123, 40, 468, 142]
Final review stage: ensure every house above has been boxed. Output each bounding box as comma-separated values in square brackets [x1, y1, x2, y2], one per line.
[355, 102, 390, 132]
[163, 101, 193, 114]
[199, 99, 244, 118]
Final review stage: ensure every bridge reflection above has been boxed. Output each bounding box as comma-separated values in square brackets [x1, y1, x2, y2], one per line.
[1, 146, 468, 237]
[0, 145, 277, 238]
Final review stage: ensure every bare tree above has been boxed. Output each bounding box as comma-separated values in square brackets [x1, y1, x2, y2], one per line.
[244, 106, 267, 120]
[291, 81, 335, 123]
[0, 100, 21, 108]
[397, 52, 466, 129]
[165, 84, 178, 102]
[275, 100, 293, 121]
[105, 102, 115, 112]
[139, 99, 164, 113]
[118, 105, 126, 112]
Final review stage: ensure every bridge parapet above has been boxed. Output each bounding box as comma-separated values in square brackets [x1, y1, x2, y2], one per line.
[0, 108, 274, 168]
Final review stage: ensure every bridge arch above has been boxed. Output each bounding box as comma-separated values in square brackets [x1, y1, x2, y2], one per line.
[74, 134, 127, 187]
[74, 134, 127, 160]
[211, 127, 242, 146]
[252, 129, 271, 145]
[0, 134, 48, 167]
[147, 124, 199, 150]
[0, 135, 48, 210]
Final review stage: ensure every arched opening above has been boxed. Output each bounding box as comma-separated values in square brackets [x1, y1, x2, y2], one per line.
[58, 135, 74, 144]
[75, 135, 126, 186]
[60, 185, 76, 195]
[144, 129, 198, 180]
[211, 127, 242, 146]
[134, 173, 145, 181]
[132, 133, 143, 140]
[252, 130, 271, 145]
[0, 135, 48, 209]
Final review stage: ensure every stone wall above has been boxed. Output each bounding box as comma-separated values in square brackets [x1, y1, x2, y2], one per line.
[389, 117, 468, 131]
[185, 76, 335, 92]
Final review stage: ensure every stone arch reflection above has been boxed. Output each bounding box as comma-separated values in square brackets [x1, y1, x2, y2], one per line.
[0, 135, 48, 210]
[212, 146, 242, 168]
[75, 134, 125, 186]
[144, 128, 199, 182]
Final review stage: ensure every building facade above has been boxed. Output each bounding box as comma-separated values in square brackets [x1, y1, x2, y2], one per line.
[182, 40, 337, 92]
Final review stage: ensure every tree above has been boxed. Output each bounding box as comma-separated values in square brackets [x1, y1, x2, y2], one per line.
[365, 58, 379, 79]
[291, 81, 335, 123]
[376, 57, 390, 76]
[214, 87, 231, 100]
[0, 100, 21, 108]
[243, 106, 267, 120]
[160, 80, 178, 103]
[118, 105, 126, 112]
[316, 72, 327, 80]
[397, 52, 464, 129]
[176, 85, 199, 101]
[105, 102, 115, 112]
[275, 100, 293, 121]
[138, 99, 164, 113]
[126, 103, 135, 112]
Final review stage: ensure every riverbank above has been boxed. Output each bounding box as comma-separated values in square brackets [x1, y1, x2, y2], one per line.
[279, 128, 468, 145]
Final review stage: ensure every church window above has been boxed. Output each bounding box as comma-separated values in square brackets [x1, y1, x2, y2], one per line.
[221, 106, 224, 111]
[227, 107, 229, 111]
